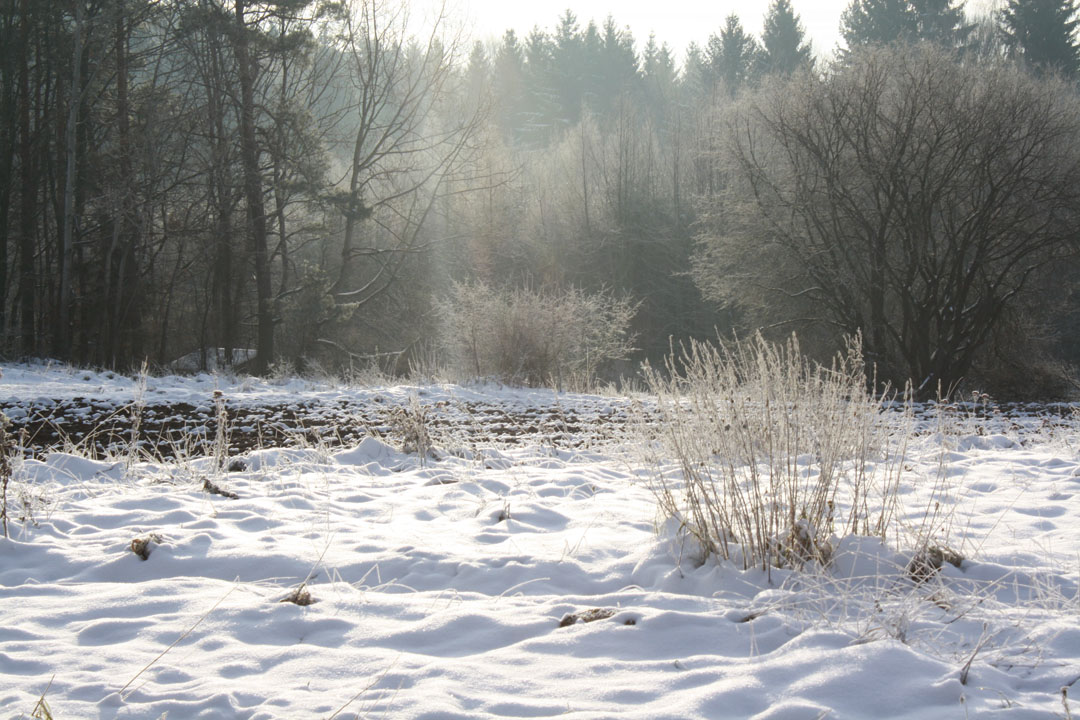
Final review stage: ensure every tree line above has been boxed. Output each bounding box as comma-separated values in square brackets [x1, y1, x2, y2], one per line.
[2, 0, 1079, 396]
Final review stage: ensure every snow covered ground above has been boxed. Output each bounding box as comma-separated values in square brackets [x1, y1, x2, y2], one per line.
[1, 363, 1079, 719]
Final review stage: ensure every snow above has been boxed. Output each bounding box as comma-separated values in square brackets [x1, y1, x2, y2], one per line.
[1, 362, 1079, 719]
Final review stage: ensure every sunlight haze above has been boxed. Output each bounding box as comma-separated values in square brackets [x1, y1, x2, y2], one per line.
[437, 0, 851, 61]
[430, 0, 1001, 62]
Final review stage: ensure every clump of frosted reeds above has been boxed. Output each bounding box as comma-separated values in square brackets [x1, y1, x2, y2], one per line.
[386, 395, 434, 464]
[640, 332, 912, 575]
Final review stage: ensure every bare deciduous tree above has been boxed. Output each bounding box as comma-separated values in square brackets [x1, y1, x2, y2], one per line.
[330, 0, 483, 306]
[695, 45, 1080, 391]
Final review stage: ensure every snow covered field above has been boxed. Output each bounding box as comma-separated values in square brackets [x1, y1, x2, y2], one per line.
[1, 363, 1079, 719]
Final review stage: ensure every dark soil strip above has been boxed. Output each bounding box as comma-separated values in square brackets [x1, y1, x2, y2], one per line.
[0, 398, 633, 460]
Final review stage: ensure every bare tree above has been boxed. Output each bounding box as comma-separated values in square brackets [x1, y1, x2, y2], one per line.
[330, 0, 483, 308]
[695, 45, 1080, 392]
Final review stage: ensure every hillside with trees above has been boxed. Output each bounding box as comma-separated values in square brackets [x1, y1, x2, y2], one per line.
[2, 0, 1080, 395]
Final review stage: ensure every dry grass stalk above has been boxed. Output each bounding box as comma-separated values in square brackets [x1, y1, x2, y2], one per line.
[119, 583, 237, 699]
[30, 675, 55, 720]
[213, 390, 228, 469]
[0, 412, 12, 539]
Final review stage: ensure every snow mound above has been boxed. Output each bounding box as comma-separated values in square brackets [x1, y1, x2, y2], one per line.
[19, 452, 127, 485]
[244, 447, 330, 471]
[333, 435, 409, 471]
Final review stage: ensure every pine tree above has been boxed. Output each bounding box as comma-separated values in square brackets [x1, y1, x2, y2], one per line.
[466, 40, 490, 107]
[498, 28, 524, 66]
[681, 41, 711, 99]
[707, 14, 761, 96]
[581, 19, 603, 110]
[642, 32, 677, 114]
[1001, 0, 1080, 77]
[761, 0, 813, 75]
[494, 30, 526, 141]
[597, 15, 638, 114]
[643, 33, 677, 89]
[911, 0, 971, 45]
[521, 26, 557, 146]
[552, 9, 583, 124]
[841, 0, 918, 47]
[842, 0, 971, 48]
[467, 41, 489, 82]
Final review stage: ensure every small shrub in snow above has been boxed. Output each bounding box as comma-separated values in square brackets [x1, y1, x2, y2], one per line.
[436, 281, 637, 388]
[212, 389, 229, 470]
[0, 412, 11, 539]
[385, 395, 435, 463]
[640, 332, 912, 574]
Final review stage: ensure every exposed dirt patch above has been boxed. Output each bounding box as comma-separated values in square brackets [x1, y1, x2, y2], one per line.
[4, 392, 1065, 462]
[559, 608, 617, 627]
[1, 396, 634, 460]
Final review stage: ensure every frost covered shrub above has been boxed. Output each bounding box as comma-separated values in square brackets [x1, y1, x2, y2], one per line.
[642, 333, 911, 575]
[436, 281, 636, 388]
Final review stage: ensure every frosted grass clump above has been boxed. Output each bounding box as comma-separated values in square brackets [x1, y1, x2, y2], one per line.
[641, 333, 912, 575]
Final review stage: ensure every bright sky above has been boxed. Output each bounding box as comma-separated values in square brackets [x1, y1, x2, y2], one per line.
[426, 0, 1000, 65]
[437, 0, 853, 62]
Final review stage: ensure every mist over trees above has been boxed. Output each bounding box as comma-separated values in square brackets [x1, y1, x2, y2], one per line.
[2, 0, 1080, 395]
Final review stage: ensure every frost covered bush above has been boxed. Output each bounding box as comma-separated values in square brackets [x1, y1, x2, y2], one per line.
[436, 281, 636, 388]
[641, 333, 911, 574]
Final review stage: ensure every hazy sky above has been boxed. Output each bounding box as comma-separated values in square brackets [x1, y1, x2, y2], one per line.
[424, 0, 999, 65]
[436, 0, 853, 62]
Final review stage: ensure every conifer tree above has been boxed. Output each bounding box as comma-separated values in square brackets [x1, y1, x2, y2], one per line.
[553, 9, 583, 124]
[842, 0, 971, 48]
[841, 0, 917, 47]
[761, 0, 813, 75]
[642, 33, 677, 121]
[521, 27, 557, 145]
[681, 41, 711, 99]
[466, 40, 490, 106]
[582, 19, 604, 110]
[599, 15, 639, 105]
[643, 33, 677, 91]
[494, 30, 526, 140]
[911, 0, 971, 45]
[707, 14, 761, 96]
[1001, 0, 1080, 77]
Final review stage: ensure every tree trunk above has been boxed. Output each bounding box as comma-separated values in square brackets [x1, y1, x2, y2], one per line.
[17, 0, 34, 357]
[234, 0, 272, 374]
[0, 0, 18, 346]
[204, 30, 236, 367]
[109, 5, 141, 367]
[56, 0, 83, 361]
